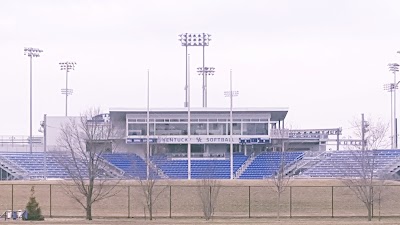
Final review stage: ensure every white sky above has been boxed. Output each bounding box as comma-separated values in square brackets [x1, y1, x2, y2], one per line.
[0, 0, 399, 136]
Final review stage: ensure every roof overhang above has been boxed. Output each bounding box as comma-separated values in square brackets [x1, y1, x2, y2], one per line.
[109, 107, 289, 121]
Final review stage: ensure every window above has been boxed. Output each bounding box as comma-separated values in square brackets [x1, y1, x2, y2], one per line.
[127, 123, 147, 136]
[190, 123, 207, 135]
[228, 123, 242, 135]
[209, 123, 227, 135]
[242, 123, 268, 135]
[155, 123, 187, 135]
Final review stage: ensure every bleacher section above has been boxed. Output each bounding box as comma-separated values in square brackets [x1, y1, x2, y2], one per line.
[239, 152, 304, 179]
[302, 150, 400, 178]
[0, 152, 84, 179]
[13, 150, 400, 180]
[151, 152, 248, 179]
[102, 153, 159, 179]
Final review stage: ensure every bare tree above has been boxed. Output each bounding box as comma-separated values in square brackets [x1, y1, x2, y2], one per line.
[270, 140, 290, 220]
[56, 108, 124, 220]
[134, 146, 168, 221]
[138, 174, 167, 220]
[196, 166, 221, 221]
[341, 116, 390, 221]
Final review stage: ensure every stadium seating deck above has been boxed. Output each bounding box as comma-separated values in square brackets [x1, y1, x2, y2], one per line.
[239, 151, 304, 179]
[102, 153, 159, 179]
[151, 152, 249, 179]
[0, 152, 87, 179]
[302, 150, 400, 178]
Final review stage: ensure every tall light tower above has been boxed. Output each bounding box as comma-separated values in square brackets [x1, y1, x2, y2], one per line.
[60, 62, 76, 116]
[224, 69, 239, 179]
[178, 33, 212, 107]
[384, 83, 396, 148]
[197, 67, 215, 107]
[388, 63, 399, 148]
[187, 54, 192, 180]
[24, 47, 43, 154]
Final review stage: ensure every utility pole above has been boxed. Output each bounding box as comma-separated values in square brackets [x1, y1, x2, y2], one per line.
[361, 113, 369, 151]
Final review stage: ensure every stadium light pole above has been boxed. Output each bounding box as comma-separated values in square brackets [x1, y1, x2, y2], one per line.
[146, 69, 150, 180]
[179, 33, 212, 108]
[197, 67, 215, 107]
[224, 69, 239, 180]
[187, 54, 192, 180]
[388, 63, 399, 148]
[384, 83, 395, 148]
[24, 47, 43, 154]
[60, 62, 76, 116]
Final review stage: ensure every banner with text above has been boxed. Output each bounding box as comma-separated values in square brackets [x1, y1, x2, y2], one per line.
[126, 136, 270, 144]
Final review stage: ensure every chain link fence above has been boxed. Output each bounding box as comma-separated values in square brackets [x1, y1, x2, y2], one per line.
[1, 184, 400, 218]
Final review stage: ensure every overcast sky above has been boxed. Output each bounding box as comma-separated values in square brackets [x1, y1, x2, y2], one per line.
[0, 0, 399, 136]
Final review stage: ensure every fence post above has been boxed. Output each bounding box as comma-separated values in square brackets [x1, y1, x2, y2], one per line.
[49, 184, 52, 218]
[289, 186, 292, 218]
[11, 184, 13, 213]
[209, 186, 212, 216]
[248, 186, 251, 218]
[169, 185, 172, 218]
[331, 186, 334, 218]
[128, 185, 130, 218]
[371, 186, 374, 218]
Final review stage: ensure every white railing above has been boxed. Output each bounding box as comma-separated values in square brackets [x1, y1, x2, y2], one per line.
[0, 135, 43, 145]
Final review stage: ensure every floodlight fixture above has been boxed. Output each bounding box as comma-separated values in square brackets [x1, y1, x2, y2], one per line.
[24, 48, 43, 57]
[60, 61, 76, 72]
[224, 90, 239, 97]
[197, 67, 215, 76]
[179, 33, 211, 46]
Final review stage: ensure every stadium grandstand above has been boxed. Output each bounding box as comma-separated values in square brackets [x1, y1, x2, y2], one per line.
[0, 107, 399, 181]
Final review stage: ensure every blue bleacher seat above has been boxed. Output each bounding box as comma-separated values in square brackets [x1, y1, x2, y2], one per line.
[302, 150, 400, 178]
[239, 151, 304, 179]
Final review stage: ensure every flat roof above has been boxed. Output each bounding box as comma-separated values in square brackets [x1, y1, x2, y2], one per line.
[109, 107, 289, 121]
[110, 107, 288, 113]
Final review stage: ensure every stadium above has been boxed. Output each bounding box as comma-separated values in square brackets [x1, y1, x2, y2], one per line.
[0, 107, 348, 181]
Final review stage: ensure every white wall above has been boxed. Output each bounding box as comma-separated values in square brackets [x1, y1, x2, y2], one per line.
[46, 116, 82, 151]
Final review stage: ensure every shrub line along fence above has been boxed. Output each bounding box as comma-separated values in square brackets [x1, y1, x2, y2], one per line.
[1, 184, 400, 219]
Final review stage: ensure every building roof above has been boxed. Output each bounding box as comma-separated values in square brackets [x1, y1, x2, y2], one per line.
[109, 107, 289, 121]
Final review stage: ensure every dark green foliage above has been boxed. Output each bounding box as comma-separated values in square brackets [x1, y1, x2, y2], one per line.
[24, 186, 44, 221]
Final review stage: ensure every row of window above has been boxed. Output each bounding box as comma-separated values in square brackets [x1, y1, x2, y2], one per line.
[127, 118, 269, 123]
[127, 123, 269, 136]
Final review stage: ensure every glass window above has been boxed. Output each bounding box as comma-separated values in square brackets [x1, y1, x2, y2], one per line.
[209, 123, 227, 135]
[228, 123, 242, 135]
[127, 123, 147, 136]
[190, 123, 207, 135]
[242, 123, 268, 135]
[155, 123, 187, 135]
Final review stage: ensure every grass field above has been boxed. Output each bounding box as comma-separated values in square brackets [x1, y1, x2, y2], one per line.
[0, 178, 400, 223]
[2, 217, 400, 224]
